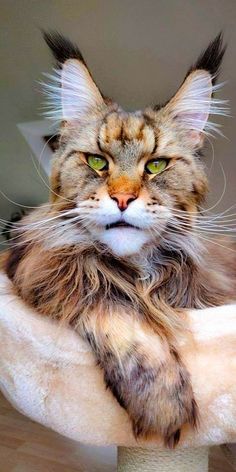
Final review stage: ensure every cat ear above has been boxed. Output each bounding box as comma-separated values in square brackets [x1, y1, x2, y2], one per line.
[60, 59, 104, 120]
[164, 33, 228, 143]
[42, 31, 104, 121]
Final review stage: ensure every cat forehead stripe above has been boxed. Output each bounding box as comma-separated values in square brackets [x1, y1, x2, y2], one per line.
[97, 113, 157, 151]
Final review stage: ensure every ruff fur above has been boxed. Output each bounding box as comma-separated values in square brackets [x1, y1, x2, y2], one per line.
[5, 32, 235, 447]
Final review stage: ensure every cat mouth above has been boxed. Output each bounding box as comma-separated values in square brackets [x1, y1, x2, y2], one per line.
[105, 222, 140, 230]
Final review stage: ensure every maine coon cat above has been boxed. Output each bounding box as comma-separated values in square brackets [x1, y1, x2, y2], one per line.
[5, 32, 236, 447]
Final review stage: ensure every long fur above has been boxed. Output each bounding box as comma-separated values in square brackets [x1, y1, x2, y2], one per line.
[5, 32, 235, 447]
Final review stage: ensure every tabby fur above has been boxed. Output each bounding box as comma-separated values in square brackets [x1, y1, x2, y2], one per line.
[5, 32, 236, 447]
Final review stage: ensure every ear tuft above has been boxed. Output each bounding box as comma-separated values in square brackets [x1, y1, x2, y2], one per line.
[187, 32, 226, 84]
[164, 33, 229, 141]
[43, 31, 86, 67]
[42, 31, 104, 122]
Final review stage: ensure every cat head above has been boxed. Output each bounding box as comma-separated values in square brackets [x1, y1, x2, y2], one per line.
[42, 32, 227, 257]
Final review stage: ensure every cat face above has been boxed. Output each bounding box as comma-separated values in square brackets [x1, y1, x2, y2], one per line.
[44, 33, 226, 257]
[51, 107, 208, 257]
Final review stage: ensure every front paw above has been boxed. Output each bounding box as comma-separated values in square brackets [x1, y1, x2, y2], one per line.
[130, 357, 198, 448]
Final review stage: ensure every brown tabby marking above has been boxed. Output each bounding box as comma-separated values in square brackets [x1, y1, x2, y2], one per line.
[5, 32, 235, 447]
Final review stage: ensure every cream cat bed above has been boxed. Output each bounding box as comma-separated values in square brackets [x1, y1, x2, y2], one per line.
[0, 270, 236, 471]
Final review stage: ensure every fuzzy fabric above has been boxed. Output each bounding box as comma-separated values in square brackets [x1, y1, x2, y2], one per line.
[0, 270, 236, 450]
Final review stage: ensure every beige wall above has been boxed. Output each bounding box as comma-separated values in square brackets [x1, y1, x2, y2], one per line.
[1, 0, 236, 239]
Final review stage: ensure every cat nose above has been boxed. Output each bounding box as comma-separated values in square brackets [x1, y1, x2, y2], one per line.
[111, 193, 137, 211]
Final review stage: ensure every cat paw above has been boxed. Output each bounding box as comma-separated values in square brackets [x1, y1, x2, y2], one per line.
[131, 358, 198, 448]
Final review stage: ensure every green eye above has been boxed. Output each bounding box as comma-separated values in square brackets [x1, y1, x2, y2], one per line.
[87, 155, 108, 171]
[145, 158, 168, 175]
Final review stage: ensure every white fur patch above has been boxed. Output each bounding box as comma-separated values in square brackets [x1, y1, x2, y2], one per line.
[79, 196, 121, 227]
[168, 70, 229, 137]
[83, 196, 167, 255]
[42, 59, 104, 121]
[124, 199, 170, 230]
[100, 227, 151, 257]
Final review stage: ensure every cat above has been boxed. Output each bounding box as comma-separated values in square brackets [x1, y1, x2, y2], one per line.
[4, 32, 236, 447]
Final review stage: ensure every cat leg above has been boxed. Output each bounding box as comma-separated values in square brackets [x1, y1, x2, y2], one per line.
[80, 311, 198, 448]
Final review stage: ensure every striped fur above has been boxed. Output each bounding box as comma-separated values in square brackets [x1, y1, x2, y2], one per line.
[5, 33, 235, 447]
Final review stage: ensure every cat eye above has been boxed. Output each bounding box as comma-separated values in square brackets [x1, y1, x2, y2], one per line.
[145, 158, 168, 175]
[87, 154, 108, 171]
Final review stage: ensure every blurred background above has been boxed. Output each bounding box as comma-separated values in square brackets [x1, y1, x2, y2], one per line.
[0, 1, 236, 470]
[1, 0, 236, 246]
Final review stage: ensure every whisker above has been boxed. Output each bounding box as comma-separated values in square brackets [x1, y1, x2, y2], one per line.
[0, 208, 78, 230]
[164, 226, 236, 252]
[2, 214, 84, 248]
[0, 188, 48, 211]
[30, 133, 76, 204]
[205, 134, 215, 176]
[170, 207, 236, 222]
[149, 223, 236, 256]
[170, 218, 236, 232]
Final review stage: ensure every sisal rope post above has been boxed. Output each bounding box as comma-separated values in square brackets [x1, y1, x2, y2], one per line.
[117, 446, 209, 472]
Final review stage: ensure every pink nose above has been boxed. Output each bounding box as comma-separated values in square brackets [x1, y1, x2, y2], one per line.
[111, 193, 137, 211]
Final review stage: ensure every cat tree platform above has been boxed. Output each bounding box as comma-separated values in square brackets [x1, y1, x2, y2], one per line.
[0, 271, 236, 471]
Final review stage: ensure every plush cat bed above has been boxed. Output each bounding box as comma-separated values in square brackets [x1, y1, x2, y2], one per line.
[0, 270, 236, 470]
